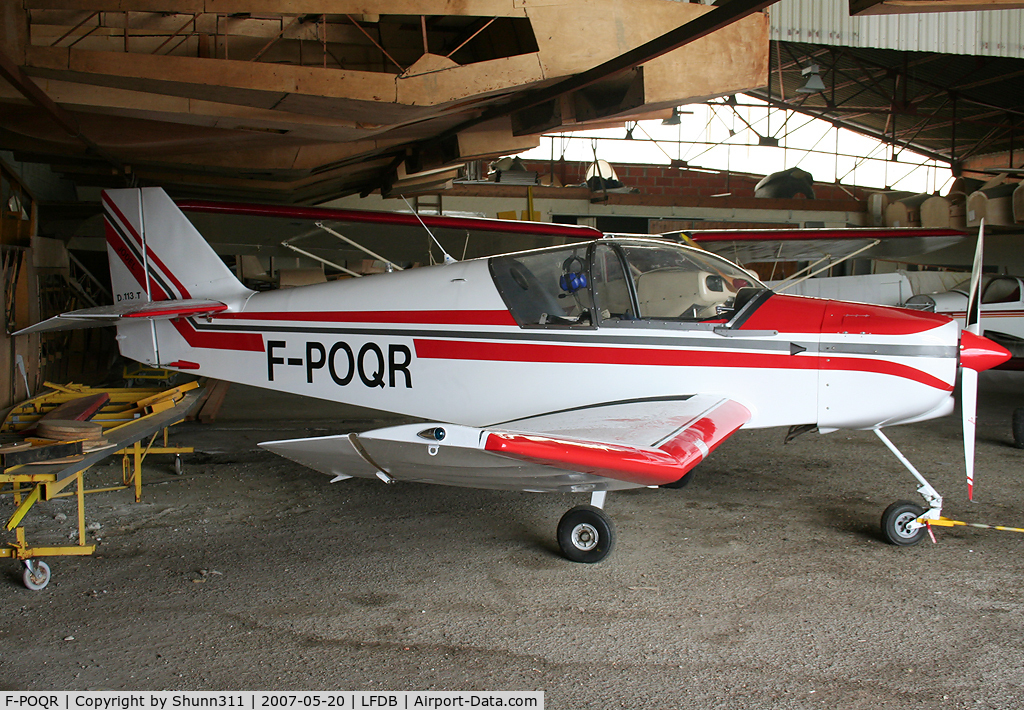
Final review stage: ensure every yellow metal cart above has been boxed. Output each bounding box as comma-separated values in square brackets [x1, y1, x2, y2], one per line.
[0, 383, 204, 589]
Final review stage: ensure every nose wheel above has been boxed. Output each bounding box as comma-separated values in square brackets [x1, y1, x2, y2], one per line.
[557, 505, 615, 563]
[881, 501, 927, 546]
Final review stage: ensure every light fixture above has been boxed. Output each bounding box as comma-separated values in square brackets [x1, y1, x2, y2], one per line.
[797, 63, 826, 94]
[661, 107, 693, 126]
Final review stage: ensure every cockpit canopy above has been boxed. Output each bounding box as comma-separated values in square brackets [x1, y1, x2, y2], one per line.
[490, 238, 764, 327]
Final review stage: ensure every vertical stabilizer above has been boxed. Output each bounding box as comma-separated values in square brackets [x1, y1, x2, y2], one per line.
[101, 188, 254, 365]
[103, 188, 252, 304]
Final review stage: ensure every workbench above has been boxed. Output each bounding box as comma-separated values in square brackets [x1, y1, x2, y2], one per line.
[1, 384, 204, 589]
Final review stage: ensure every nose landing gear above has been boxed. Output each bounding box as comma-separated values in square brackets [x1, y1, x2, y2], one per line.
[875, 429, 941, 547]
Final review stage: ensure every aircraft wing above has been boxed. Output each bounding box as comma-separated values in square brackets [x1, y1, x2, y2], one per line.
[259, 395, 751, 493]
[14, 299, 228, 335]
[177, 198, 603, 262]
[672, 227, 966, 263]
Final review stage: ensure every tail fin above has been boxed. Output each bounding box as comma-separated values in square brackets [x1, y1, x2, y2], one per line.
[98, 188, 255, 366]
[16, 188, 256, 371]
[102, 188, 251, 305]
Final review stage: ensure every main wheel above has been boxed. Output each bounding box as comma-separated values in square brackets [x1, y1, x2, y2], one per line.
[1012, 407, 1024, 449]
[881, 501, 926, 546]
[22, 560, 51, 591]
[557, 505, 615, 563]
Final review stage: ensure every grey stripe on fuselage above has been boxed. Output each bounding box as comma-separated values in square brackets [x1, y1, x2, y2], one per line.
[189, 319, 956, 360]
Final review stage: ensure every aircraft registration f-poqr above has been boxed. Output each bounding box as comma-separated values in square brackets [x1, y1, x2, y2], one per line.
[19, 188, 1012, 562]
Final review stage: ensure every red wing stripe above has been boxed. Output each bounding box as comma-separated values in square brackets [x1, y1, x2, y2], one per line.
[484, 399, 751, 486]
[486, 432, 690, 486]
[125, 303, 228, 318]
[658, 399, 751, 462]
[415, 339, 953, 391]
[216, 310, 517, 326]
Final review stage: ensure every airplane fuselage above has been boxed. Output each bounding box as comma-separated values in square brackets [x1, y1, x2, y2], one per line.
[133, 242, 960, 432]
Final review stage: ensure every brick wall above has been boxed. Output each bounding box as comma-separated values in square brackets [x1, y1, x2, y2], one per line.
[523, 160, 863, 201]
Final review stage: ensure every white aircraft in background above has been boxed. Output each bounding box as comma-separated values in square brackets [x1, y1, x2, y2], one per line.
[906, 274, 1024, 365]
[20, 189, 1010, 562]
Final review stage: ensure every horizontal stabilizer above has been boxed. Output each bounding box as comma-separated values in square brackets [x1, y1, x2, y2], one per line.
[14, 299, 228, 335]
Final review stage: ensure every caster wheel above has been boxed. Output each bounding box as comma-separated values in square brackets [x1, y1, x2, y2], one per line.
[22, 560, 51, 591]
[881, 501, 926, 546]
[557, 505, 615, 563]
[174, 455, 184, 475]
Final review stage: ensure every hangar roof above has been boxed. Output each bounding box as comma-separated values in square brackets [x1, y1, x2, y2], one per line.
[0, 0, 773, 204]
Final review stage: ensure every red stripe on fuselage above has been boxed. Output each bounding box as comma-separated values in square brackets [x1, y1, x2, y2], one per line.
[413, 339, 952, 391]
[739, 294, 951, 335]
[739, 294, 827, 332]
[170, 322, 264, 352]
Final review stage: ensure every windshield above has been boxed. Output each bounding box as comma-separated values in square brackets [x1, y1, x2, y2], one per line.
[615, 241, 762, 320]
[951, 276, 1022, 304]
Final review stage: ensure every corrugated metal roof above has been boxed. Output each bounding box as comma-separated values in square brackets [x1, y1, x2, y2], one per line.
[769, 0, 1024, 58]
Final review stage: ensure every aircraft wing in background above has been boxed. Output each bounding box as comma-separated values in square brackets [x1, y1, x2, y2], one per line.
[669, 227, 966, 263]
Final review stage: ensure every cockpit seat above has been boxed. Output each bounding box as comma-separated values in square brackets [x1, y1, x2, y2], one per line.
[635, 268, 722, 318]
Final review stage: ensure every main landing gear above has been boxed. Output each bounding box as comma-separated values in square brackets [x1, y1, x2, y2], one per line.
[557, 491, 616, 563]
[875, 429, 940, 547]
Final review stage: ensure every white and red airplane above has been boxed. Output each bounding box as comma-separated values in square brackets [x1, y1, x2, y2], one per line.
[20, 188, 1011, 562]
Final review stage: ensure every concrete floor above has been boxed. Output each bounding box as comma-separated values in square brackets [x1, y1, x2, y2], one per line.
[3, 373, 1024, 708]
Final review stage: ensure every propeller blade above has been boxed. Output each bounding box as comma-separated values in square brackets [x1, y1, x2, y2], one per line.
[962, 218, 985, 500]
[962, 367, 978, 500]
[965, 219, 984, 336]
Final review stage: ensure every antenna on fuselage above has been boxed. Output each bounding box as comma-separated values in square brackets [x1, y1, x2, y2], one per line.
[401, 195, 456, 265]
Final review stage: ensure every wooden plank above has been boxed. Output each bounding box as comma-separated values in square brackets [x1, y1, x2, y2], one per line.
[21, 393, 109, 437]
[197, 380, 231, 424]
[2, 440, 83, 468]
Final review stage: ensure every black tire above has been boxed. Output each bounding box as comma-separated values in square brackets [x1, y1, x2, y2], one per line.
[1013, 407, 1024, 449]
[881, 501, 927, 546]
[661, 471, 694, 489]
[557, 505, 615, 563]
